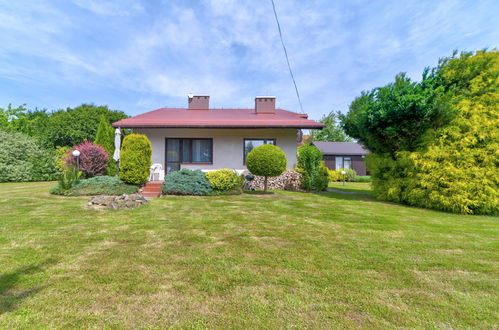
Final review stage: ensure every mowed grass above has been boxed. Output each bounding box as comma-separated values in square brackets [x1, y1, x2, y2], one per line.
[0, 182, 497, 328]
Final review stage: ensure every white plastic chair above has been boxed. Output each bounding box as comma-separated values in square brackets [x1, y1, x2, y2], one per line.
[149, 163, 164, 181]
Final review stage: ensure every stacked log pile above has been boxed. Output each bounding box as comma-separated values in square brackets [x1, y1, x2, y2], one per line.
[244, 170, 303, 191]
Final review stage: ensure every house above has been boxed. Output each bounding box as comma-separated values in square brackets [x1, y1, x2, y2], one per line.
[311, 141, 369, 175]
[112, 95, 323, 178]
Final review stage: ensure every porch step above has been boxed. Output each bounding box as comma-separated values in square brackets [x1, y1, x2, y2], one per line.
[140, 181, 164, 198]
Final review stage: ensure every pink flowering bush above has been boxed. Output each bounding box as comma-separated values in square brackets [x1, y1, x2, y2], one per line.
[66, 141, 109, 178]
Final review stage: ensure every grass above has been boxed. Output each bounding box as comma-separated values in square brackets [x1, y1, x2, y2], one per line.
[0, 182, 497, 328]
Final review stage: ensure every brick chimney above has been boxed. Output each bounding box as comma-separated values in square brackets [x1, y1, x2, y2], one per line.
[188, 94, 209, 109]
[255, 96, 275, 114]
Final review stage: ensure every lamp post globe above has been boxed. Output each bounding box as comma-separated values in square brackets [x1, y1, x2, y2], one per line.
[72, 149, 81, 170]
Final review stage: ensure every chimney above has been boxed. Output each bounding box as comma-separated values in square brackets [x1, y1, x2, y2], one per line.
[255, 96, 276, 114]
[188, 94, 210, 109]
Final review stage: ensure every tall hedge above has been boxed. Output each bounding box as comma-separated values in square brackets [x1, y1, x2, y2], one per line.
[296, 144, 328, 191]
[362, 50, 499, 215]
[119, 134, 152, 185]
[0, 130, 58, 182]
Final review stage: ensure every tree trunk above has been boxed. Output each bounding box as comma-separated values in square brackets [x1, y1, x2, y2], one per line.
[264, 176, 268, 192]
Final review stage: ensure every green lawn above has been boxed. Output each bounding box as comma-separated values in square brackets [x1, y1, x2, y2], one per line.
[0, 182, 497, 328]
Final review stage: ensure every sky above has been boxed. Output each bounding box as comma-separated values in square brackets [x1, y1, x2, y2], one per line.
[0, 0, 497, 120]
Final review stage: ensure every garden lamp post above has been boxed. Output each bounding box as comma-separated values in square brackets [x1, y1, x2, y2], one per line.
[72, 149, 81, 171]
[341, 170, 346, 186]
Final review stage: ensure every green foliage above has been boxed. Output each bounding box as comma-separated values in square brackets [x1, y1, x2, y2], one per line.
[162, 169, 212, 196]
[119, 134, 152, 185]
[50, 165, 82, 194]
[341, 71, 453, 155]
[94, 115, 116, 175]
[246, 144, 287, 192]
[205, 169, 240, 192]
[328, 168, 358, 182]
[296, 144, 326, 191]
[0, 103, 127, 148]
[50, 175, 137, 196]
[315, 163, 330, 191]
[355, 175, 371, 183]
[0, 129, 58, 182]
[55, 146, 71, 172]
[365, 50, 499, 215]
[310, 111, 352, 142]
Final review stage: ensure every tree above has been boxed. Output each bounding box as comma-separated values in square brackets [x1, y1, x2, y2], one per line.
[94, 115, 116, 175]
[340, 71, 453, 155]
[310, 111, 352, 142]
[246, 144, 287, 192]
[343, 49, 499, 215]
[119, 134, 152, 185]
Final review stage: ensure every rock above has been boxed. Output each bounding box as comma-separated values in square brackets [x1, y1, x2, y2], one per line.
[87, 194, 148, 210]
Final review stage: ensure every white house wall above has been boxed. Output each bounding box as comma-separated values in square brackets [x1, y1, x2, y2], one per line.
[134, 128, 298, 173]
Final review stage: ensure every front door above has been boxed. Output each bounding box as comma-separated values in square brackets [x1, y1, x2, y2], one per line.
[166, 139, 180, 174]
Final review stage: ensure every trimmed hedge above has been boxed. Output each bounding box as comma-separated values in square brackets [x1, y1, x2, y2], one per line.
[119, 134, 152, 185]
[162, 169, 212, 196]
[205, 169, 241, 192]
[51, 175, 138, 196]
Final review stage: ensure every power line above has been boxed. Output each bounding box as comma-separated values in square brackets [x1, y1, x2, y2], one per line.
[270, 0, 304, 113]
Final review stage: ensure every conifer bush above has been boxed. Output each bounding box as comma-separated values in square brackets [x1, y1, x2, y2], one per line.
[118, 134, 152, 185]
[94, 115, 116, 175]
[162, 169, 212, 195]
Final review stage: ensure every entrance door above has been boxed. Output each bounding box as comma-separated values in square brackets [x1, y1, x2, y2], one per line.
[166, 139, 180, 174]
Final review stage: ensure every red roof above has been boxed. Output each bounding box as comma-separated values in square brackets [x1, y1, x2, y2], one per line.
[113, 108, 324, 129]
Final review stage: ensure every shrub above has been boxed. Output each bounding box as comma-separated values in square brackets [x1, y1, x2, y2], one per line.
[119, 134, 152, 185]
[51, 175, 138, 196]
[94, 115, 116, 175]
[55, 146, 71, 172]
[162, 169, 212, 196]
[315, 163, 330, 191]
[328, 169, 341, 182]
[66, 141, 108, 178]
[0, 130, 58, 182]
[50, 165, 82, 195]
[296, 145, 326, 191]
[206, 169, 240, 192]
[246, 144, 287, 192]
[355, 175, 371, 183]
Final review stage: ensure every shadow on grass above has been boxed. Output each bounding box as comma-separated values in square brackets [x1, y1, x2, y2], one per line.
[243, 191, 275, 195]
[0, 259, 55, 314]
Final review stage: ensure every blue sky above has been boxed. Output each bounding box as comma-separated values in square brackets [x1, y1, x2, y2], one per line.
[0, 0, 497, 120]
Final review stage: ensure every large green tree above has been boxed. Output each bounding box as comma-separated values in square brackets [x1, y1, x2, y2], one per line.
[340, 71, 453, 155]
[0, 103, 127, 148]
[310, 111, 352, 142]
[342, 50, 498, 215]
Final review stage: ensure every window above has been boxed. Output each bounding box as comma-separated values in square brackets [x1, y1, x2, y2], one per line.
[165, 138, 213, 173]
[335, 156, 351, 170]
[243, 139, 276, 163]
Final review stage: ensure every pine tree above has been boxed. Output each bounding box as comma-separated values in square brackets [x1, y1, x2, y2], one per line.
[94, 115, 116, 175]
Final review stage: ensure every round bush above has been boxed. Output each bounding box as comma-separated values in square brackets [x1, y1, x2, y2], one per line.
[67, 141, 108, 178]
[206, 169, 240, 191]
[162, 169, 212, 196]
[119, 134, 152, 185]
[246, 144, 286, 177]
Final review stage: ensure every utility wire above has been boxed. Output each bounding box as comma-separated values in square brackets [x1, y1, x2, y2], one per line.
[270, 0, 304, 113]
